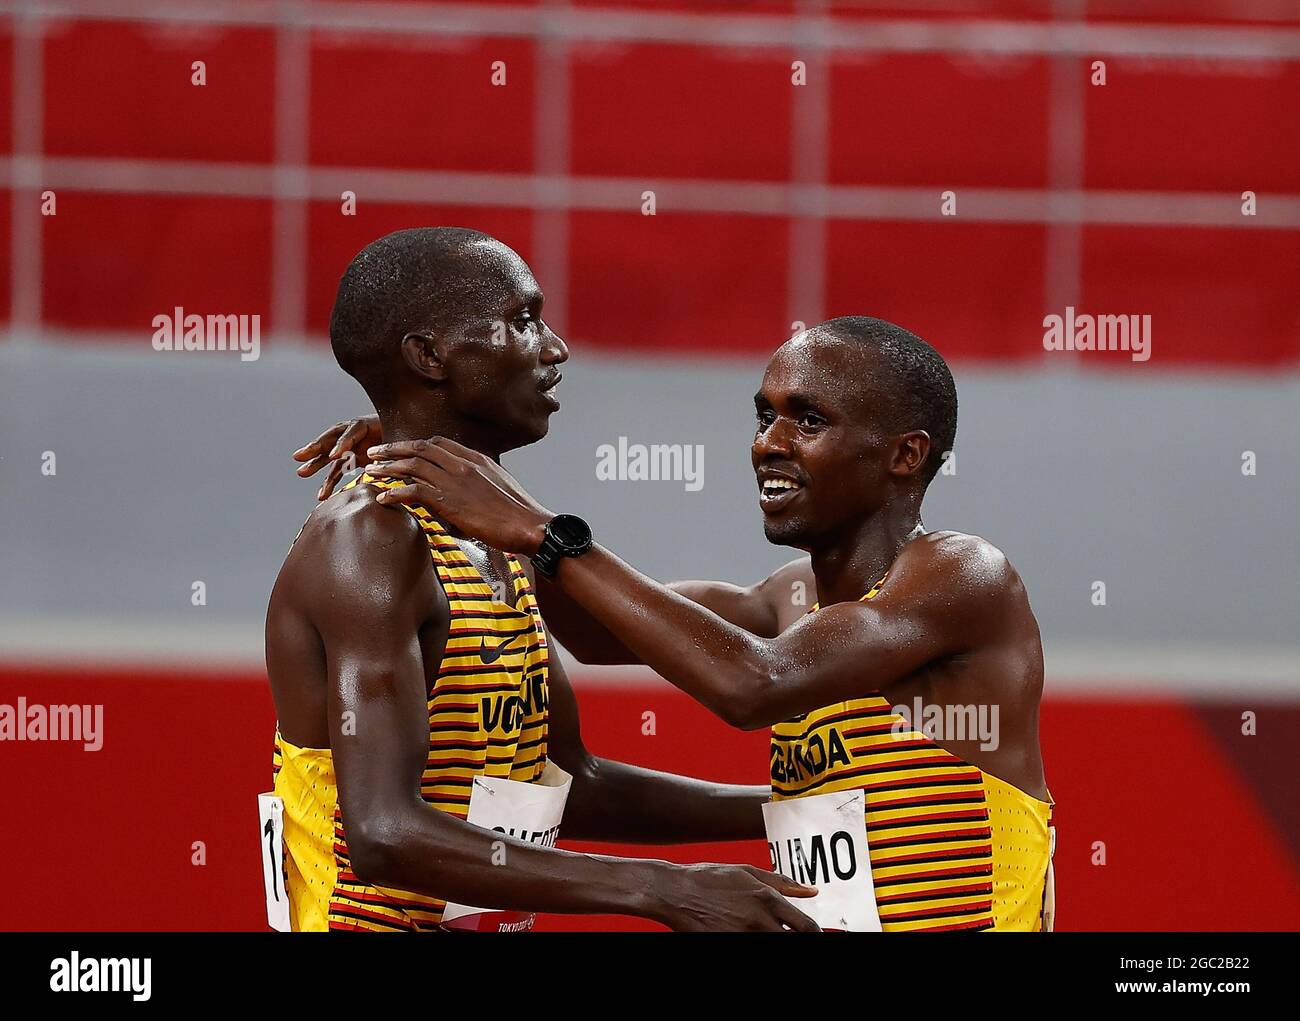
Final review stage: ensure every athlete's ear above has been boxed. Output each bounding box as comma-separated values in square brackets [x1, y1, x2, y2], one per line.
[889, 430, 931, 479]
[400, 330, 449, 383]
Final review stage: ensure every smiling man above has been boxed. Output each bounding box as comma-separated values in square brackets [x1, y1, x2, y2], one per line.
[360, 317, 1056, 932]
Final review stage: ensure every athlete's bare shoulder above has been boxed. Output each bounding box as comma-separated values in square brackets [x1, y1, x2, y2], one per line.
[299, 482, 412, 546]
[890, 530, 1033, 624]
[277, 483, 439, 624]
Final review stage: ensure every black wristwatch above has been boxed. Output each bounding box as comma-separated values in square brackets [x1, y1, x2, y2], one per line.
[532, 514, 593, 578]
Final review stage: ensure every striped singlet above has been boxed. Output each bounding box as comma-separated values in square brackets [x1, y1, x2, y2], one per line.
[272, 473, 551, 931]
[769, 575, 1054, 932]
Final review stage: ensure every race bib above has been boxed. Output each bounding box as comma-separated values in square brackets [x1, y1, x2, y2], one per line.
[257, 792, 291, 932]
[441, 761, 572, 932]
[762, 789, 881, 932]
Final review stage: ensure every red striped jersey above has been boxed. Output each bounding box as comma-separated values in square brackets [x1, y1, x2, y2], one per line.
[273, 473, 550, 932]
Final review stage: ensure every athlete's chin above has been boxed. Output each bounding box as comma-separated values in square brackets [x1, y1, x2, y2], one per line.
[762, 515, 815, 549]
[517, 412, 553, 445]
[530, 400, 560, 434]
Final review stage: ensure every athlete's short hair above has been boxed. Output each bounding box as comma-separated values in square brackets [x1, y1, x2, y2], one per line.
[816, 316, 958, 484]
[329, 226, 495, 400]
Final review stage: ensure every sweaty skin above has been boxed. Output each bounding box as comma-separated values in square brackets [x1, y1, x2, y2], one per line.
[269, 233, 818, 931]
[348, 328, 1049, 803]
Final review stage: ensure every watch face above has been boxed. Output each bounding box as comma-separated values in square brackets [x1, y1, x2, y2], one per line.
[548, 514, 591, 551]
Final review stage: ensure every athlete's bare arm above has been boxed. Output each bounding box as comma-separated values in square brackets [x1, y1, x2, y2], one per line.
[361, 437, 1048, 801]
[533, 558, 814, 664]
[293, 417, 813, 663]
[266, 486, 817, 930]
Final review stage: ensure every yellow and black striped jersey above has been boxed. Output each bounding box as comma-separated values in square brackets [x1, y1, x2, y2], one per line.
[272, 473, 550, 931]
[769, 575, 1054, 931]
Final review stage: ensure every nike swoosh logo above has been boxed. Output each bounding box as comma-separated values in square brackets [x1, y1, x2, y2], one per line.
[479, 632, 525, 665]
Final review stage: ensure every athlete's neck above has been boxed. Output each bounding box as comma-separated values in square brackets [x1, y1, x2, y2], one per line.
[810, 499, 924, 606]
[377, 405, 504, 463]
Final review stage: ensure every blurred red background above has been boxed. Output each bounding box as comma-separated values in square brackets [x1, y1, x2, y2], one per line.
[1, 0, 1297, 931]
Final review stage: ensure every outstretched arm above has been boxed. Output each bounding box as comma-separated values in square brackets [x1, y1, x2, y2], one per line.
[534, 556, 811, 664]
[364, 438, 991, 730]
[528, 542, 969, 730]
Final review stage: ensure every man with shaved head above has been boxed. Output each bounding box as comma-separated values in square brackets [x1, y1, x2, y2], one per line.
[266, 227, 817, 932]
[355, 314, 1056, 932]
